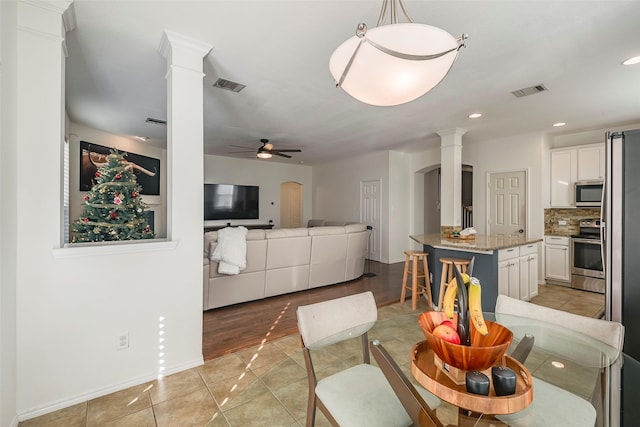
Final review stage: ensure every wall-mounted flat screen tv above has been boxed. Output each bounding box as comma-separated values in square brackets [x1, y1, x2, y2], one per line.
[204, 184, 259, 220]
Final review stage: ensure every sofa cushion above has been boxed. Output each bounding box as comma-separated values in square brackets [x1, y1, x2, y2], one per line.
[204, 228, 265, 257]
[309, 233, 348, 288]
[204, 231, 217, 255]
[266, 235, 311, 269]
[210, 239, 267, 277]
[246, 229, 266, 240]
[266, 227, 309, 239]
[308, 226, 345, 236]
[324, 220, 347, 226]
[346, 230, 368, 280]
[205, 271, 266, 309]
[345, 223, 367, 233]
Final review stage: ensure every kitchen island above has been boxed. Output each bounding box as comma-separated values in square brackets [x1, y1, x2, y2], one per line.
[411, 234, 543, 312]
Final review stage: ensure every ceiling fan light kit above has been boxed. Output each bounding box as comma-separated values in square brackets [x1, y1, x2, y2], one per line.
[329, 0, 467, 106]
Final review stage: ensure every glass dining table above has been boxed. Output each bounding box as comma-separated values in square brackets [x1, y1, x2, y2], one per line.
[410, 312, 639, 427]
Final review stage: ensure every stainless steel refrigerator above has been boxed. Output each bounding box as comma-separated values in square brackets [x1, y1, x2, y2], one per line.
[604, 129, 640, 426]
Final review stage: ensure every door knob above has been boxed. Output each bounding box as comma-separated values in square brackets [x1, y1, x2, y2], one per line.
[518, 229, 524, 233]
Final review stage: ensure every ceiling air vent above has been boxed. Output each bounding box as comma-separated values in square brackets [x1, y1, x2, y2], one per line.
[145, 117, 167, 126]
[213, 78, 246, 93]
[511, 84, 547, 98]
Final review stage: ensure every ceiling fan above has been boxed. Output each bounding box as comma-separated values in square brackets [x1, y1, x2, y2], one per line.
[228, 139, 302, 159]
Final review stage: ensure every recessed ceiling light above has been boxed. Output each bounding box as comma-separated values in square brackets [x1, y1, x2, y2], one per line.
[553, 122, 566, 127]
[468, 113, 482, 119]
[622, 56, 640, 66]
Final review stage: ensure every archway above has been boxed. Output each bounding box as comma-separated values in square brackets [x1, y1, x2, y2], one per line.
[280, 181, 303, 228]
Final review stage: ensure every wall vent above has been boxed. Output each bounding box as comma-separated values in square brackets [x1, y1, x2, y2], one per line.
[213, 78, 246, 93]
[511, 84, 547, 98]
[145, 117, 167, 126]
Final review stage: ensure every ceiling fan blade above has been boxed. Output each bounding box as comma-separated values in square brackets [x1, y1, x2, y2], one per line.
[273, 152, 292, 158]
[229, 144, 255, 150]
[227, 150, 255, 154]
[272, 149, 302, 153]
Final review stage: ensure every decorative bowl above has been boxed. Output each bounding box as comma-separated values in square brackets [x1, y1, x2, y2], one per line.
[418, 311, 513, 371]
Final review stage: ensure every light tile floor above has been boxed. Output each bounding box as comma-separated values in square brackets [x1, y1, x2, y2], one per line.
[20, 284, 604, 426]
[530, 283, 605, 318]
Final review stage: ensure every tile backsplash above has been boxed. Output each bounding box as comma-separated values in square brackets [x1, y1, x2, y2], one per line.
[544, 208, 601, 236]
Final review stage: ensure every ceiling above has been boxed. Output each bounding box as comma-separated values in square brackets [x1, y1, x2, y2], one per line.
[65, 1, 640, 165]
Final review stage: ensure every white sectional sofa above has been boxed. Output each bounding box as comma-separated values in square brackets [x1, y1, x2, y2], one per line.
[203, 224, 369, 310]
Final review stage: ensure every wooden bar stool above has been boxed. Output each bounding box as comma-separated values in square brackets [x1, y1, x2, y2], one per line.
[436, 258, 471, 311]
[400, 250, 433, 310]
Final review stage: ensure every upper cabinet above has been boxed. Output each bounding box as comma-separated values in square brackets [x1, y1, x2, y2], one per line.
[577, 145, 605, 181]
[550, 149, 577, 207]
[550, 143, 604, 207]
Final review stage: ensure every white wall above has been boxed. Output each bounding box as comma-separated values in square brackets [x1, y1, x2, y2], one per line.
[203, 154, 312, 229]
[68, 123, 168, 238]
[462, 132, 546, 241]
[408, 143, 442, 250]
[312, 151, 392, 262]
[1, 0, 19, 425]
[388, 151, 412, 263]
[9, 5, 205, 420]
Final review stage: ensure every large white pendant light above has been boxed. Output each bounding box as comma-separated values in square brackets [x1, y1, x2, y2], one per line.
[329, 0, 467, 106]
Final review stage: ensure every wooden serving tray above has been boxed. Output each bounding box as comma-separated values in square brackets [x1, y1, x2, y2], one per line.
[448, 234, 476, 240]
[411, 341, 533, 415]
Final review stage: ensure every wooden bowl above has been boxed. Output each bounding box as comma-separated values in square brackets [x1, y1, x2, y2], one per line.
[418, 311, 513, 371]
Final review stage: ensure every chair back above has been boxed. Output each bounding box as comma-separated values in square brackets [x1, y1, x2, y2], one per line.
[495, 294, 624, 351]
[495, 294, 623, 427]
[297, 291, 377, 350]
[297, 292, 420, 427]
[369, 340, 442, 427]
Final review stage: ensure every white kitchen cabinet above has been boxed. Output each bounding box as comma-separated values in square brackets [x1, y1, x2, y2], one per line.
[519, 243, 538, 300]
[550, 149, 577, 207]
[550, 144, 605, 207]
[545, 236, 571, 283]
[498, 258, 519, 299]
[498, 246, 521, 299]
[498, 243, 539, 300]
[577, 144, 605, 181]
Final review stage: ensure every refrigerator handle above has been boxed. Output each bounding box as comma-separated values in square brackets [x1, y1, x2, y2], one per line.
[600, 175, 606, 275]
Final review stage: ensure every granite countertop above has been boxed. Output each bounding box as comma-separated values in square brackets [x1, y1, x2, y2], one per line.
[410, 233, 543, 253]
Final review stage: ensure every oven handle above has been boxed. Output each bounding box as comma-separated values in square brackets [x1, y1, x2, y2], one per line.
[572, 238, 602, 245]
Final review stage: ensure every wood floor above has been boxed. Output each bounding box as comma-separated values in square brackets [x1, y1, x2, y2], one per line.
[202, 261, 407, 360]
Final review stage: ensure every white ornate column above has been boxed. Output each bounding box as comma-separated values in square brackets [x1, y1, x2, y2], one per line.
[438, 128, 467, 235]
[158, 31, 212, 239]
[13, 0, 73, 415]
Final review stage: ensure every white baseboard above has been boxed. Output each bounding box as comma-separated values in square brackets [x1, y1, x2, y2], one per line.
[18, 356, 203, 422]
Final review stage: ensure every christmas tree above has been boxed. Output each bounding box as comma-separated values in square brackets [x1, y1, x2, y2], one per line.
[72, 149, 155, 242]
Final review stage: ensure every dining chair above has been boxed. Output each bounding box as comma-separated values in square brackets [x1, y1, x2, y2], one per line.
[369, 340, 443, 427]
[297, 291, 424, 427]
[495, 294, 624, 427]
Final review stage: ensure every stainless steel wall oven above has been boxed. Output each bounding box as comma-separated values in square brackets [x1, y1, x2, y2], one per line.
[571, 218, 604, 293]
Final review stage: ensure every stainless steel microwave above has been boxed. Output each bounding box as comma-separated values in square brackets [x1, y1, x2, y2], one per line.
[575, 180, 604, 206]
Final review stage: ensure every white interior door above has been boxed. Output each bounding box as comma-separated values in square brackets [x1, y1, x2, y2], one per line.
[361, 180, 381, 262]
[489, 171, 526, 240]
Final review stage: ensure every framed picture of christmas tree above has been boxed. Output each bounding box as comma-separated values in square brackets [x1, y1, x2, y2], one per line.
[79, 141, 161, 195]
